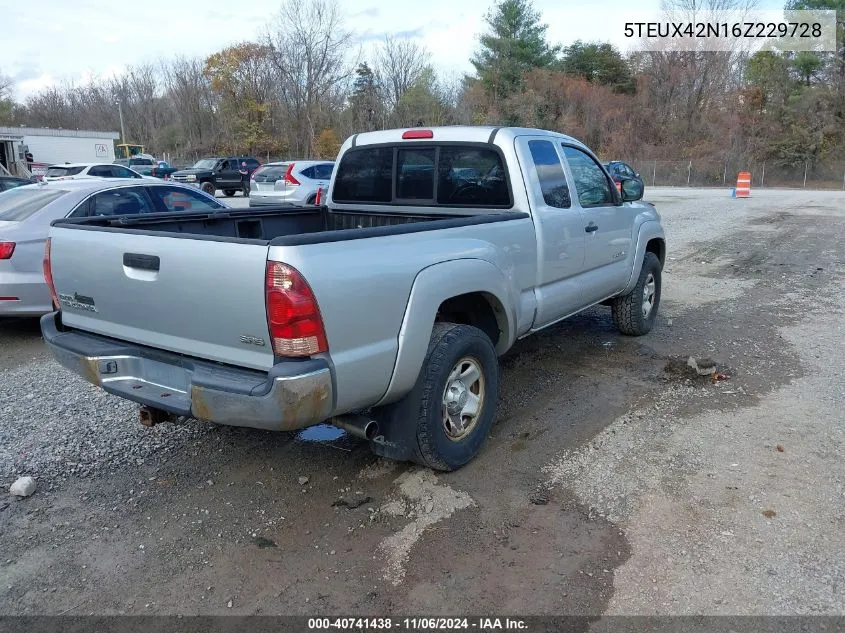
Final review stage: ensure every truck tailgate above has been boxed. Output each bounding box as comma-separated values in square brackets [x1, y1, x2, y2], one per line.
[48, 227, 275, 371]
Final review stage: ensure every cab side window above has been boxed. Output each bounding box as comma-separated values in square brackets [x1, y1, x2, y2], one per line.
[562, 146, 615, 208]
[527, 140, 571, 209]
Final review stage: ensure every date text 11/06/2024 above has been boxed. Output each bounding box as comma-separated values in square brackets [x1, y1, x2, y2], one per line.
[307, 618, 528, 630]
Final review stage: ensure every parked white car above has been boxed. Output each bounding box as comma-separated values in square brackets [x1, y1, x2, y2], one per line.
[249, 160, 334, 207]
[43, 163, 148, 182]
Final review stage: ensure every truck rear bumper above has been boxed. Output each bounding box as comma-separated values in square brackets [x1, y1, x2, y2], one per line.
[40, 313, 333, 431]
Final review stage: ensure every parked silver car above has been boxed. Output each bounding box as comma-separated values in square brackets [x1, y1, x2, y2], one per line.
[0, 179, 226, 317]
[249, 160, 334, 207]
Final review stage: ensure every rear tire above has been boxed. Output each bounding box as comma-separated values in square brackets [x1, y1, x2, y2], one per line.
[223, 189, 236, 197]
[306, 194, 317, 206]
[611, 252, 662, 336]
[410, 323, 499, 471]
[200, 182, 215, 196]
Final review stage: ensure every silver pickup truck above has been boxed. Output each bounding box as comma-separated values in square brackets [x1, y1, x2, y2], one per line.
[41, 126, 665, 471]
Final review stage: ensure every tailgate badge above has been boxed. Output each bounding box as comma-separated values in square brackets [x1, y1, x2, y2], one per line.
[58, 292, 98, 312]
[240, 335, 266, 347]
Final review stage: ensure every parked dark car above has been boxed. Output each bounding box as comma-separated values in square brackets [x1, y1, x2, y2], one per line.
[133, 161, 179, 180]
[170, 156, 261, 197]
[114, 157, 154, 167]
[0, 176, 35, 192]
[604, 161, 644, 195]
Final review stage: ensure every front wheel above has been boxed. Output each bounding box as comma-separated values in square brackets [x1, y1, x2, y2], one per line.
[200, 182, 215, 196]
[611, 252, 662, 336]
[412, 323, 499, 471]
[222, 189, 237, 197]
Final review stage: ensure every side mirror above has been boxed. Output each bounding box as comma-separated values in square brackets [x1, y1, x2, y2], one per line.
[621, 178, 644, 202]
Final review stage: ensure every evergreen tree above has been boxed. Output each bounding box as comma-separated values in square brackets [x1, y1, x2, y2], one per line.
[349, 62, 382, 131]
[470, 0, 559, 102]
[558, 41, 635, 94]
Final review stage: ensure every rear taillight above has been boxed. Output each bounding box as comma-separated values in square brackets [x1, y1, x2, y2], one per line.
[315, 187, 322, 205]
[0, 242, 15, 260]
[265, 261, 328, 357]
[283, 163, 300, 186]
[43, 238, 59, 310]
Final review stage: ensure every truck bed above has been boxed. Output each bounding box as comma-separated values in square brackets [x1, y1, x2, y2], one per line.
[54, 205, 527, 246]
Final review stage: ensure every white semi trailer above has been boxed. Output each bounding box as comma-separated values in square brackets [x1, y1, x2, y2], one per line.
[0, 126, 120, 178]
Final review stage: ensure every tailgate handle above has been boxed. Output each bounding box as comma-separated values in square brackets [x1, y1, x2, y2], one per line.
[123, 253, 160, 271]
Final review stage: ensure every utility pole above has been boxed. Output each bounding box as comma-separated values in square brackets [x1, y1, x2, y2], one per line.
[115, 100, 126, 144]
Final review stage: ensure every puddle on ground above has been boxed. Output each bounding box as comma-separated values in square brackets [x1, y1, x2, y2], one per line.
[295, 423, 361, 452]
[297, 424, 346, 442]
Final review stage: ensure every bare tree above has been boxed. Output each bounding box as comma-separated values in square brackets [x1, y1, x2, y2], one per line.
[265, 0, 353, 156]
[375, 36, 431, 109]
[162, 56, 216, 153]
[0, 71, 12, 100]
[634, 0, 758, 145]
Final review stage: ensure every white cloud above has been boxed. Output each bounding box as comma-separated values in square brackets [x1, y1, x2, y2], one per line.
[16, 73, 57, 97]
[6, 0, 664, 101]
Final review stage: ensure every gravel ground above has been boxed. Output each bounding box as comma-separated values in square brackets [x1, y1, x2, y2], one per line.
[1, 186, 843, 618]
[546, 188, 845, 615]
[0, 363, 215, 484]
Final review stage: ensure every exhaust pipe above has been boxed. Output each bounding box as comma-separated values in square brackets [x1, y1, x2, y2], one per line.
[331, 414, 379, 440]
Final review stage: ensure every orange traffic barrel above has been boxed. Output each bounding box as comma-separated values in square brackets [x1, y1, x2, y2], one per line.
[736, 171, 751, 197]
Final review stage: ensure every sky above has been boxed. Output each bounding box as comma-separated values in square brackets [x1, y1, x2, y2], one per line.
[5, 0, 785, 101]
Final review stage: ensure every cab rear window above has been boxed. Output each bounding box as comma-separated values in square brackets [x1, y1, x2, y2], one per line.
[333, 145, 511, 208]
[333, 148, 393, 203]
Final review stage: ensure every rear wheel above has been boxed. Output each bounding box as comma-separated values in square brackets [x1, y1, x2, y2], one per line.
[200, 182, 215, 196]
[410, 323, 499, 471]
[306, 194, 317, 206]
[222, 189, 236, 197]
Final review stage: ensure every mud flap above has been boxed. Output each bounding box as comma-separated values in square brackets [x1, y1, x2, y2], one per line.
[368, 377, 427, 463]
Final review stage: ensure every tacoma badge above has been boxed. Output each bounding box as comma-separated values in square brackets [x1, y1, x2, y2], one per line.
[58, 292, 98, 312]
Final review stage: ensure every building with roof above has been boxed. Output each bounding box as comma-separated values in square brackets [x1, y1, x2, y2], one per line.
[0, 126, 121, 178]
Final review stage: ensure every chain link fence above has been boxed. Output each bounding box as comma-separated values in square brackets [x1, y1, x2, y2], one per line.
[620, 159, 845, 190]
[162, 150, 845, 190]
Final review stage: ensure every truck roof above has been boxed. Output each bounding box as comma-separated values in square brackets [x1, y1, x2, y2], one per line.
[347, 126, 587, 150]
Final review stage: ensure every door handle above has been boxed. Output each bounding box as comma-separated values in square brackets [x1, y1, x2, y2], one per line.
[123, 253, 160, 271]
[585, 223, 599, 233]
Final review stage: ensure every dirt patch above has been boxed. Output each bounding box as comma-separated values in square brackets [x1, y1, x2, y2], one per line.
[376, 470, 474, 586]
